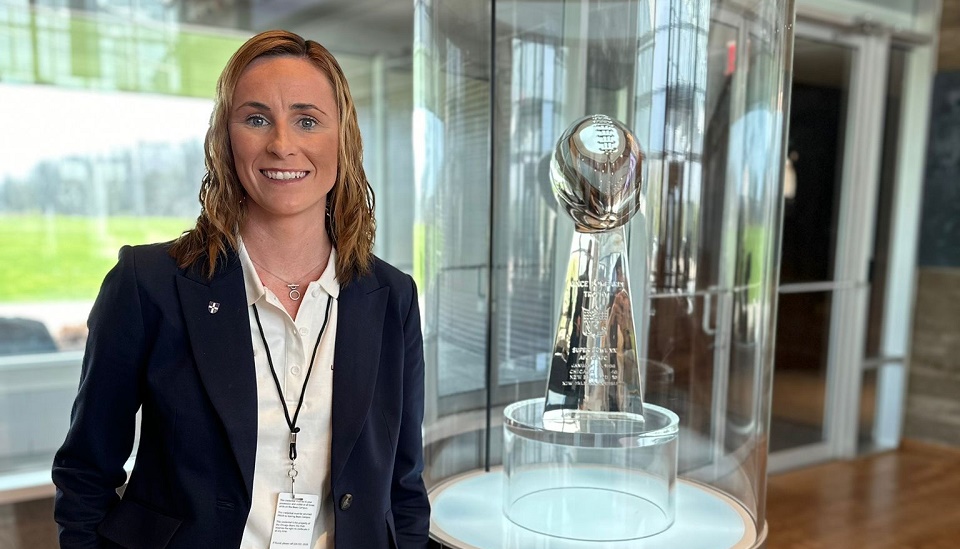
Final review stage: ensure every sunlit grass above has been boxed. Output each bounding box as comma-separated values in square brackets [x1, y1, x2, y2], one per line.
[0, 214, 193, 302]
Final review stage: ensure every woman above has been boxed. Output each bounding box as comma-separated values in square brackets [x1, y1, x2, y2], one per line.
[52, 30, 430, 549]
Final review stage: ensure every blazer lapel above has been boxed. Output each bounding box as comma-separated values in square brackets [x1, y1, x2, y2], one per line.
[175, 253, 258, 498]
[331, 271, 388, 485]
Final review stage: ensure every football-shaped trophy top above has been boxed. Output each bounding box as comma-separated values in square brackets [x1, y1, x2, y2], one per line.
[550, 114, 644, 232]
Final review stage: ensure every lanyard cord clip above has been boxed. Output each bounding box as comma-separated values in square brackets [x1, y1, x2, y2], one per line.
[289, 428, 300, 461]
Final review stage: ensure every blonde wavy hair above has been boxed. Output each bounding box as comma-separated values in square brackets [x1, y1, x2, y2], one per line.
[170, 29, 375, 284]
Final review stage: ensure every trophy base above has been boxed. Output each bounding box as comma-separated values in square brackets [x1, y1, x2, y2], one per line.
[541, 409, 647, 437]
[503, 399, 679, 541]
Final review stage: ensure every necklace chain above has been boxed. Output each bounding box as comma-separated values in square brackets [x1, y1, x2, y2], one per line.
[252, 257, 326, 301]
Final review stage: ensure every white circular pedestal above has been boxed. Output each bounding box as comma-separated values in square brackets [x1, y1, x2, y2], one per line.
[429, 468, 760, 549]
[503, 401, 680, 540]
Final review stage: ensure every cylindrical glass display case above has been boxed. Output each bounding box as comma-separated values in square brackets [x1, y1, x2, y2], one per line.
[414, 0, 794, 547]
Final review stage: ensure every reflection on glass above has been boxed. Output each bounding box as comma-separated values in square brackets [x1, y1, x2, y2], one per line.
[415, 11, 492, 401]
[492, 2, 569, 399]
[414, 0, 493, 486]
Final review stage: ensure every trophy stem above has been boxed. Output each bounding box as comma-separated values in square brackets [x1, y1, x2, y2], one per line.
[543, 226, 645, 433]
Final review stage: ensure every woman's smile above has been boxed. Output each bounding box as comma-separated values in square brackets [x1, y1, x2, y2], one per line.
[260, 169, 310, 181]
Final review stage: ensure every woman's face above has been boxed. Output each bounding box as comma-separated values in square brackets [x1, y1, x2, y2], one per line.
[229, 55, 339, 225]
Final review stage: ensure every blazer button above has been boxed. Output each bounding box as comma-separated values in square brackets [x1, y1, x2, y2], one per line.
[339, 494, 353, 510]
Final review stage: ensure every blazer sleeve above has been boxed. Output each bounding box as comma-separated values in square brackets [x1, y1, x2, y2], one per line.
[390, 275, 431, 548]
[52, 246, 147, 548]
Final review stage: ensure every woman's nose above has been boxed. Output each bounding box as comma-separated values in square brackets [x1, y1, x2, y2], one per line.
[266, 126, 295, 157]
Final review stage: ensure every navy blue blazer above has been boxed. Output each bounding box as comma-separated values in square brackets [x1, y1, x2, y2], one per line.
[52, 243, 430, 548]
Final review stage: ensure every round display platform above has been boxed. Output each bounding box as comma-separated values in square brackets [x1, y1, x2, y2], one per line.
[429, 468, 760, 549]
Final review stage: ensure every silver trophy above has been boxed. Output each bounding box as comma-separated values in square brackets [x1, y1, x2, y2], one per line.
[543, 114, 646, 433]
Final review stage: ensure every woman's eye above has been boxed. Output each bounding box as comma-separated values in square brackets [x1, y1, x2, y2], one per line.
[246, 115, 268, 127]
[298, 118, 318, 130]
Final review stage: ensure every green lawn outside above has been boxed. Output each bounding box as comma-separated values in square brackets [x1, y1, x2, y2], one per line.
[0, 214, 193, 302]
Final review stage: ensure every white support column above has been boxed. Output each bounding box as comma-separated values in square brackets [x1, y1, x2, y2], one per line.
[826, 31, 890, 459]
[873, 31, 939, 448]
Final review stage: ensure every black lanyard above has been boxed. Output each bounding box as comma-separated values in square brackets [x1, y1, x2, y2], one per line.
[251, 294, 333, 463]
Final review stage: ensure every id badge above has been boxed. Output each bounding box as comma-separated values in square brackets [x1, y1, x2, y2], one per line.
[269, 492, 320, 548]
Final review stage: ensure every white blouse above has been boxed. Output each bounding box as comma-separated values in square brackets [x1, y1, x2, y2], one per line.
[238, 242, 338, 549]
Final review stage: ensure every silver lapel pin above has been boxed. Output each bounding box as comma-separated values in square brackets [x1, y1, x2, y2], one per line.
[208, 301, 220, 314]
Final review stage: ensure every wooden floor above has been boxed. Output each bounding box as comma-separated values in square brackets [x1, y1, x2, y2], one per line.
[766, 440, 960, 549]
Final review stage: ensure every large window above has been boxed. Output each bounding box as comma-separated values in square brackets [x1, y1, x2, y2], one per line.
[0, 1, 416, 495]
[1, 3, 235, 482]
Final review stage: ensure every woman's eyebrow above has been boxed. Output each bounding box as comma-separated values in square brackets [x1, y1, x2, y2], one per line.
[291, 103, 327, 115]
[237, 101, 270, 111]
[235, 101, 328, 116]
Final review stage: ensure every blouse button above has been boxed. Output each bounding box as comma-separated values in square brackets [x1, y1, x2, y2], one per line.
[299, 327, 309, 336]
[312, 288, 321, 298]
[339, 494, 353, 510]
[290, 365, 302, 376]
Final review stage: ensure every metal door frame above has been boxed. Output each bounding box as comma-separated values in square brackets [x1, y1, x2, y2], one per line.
[770, 20, 888, 471]
[770, 8, 937, 470]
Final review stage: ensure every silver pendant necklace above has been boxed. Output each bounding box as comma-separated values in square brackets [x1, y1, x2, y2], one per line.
[286, 284, 302, 302]
[252, 258, 326, 301]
